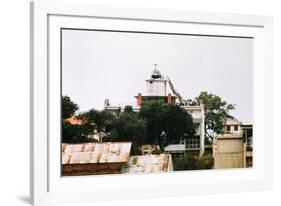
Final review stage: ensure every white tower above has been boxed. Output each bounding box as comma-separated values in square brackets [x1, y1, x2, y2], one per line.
[145, 64, 167, 96]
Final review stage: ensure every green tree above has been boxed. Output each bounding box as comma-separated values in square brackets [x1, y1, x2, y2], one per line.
[79, 109, 116, 141]
[139, 101, 166, 147]
[159, 104, 195, 148]
[62, 96, 81, 143]
[195, 91, 235, 141]
[62, 122, 82, 143]
[62, 96, 79, 119]
[62, 122, 98, 143]
[106, 108, 146, 155]
[139, 101, 194, 151]
[124, 105, 133, 113]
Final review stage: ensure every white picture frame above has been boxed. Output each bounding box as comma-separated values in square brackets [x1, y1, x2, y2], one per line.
[30, 1, 273, 205]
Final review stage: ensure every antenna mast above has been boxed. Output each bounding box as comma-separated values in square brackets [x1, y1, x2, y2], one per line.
[166, 76, 189, 106]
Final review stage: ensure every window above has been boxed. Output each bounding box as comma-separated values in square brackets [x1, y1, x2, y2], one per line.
[234, 125, 239, 131]
[226, 125, 231, 132]
[186, 138, 200, 149]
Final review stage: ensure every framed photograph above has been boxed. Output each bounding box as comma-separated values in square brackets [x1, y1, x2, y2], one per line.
[30, 1, 273, 205]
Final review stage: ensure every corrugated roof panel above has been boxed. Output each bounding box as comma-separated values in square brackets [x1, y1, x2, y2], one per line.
[125, 154, 173, 174]
[90, 153, 101, 163]
[110, 143, 120, 153]
[84, 143, 95, 152]
[69, 152, 92, 164]
[108, 154, 120, 162]
[62, 143, 67, 152]
[101, 143, 110, 153]
[62, 142, 132, 164]
[93, 144, 102, 153]
[99, 153, 109, 163]
[62, 153, 71, 164]
[64, 144, 85, 153]
[119, 152, 130, 162]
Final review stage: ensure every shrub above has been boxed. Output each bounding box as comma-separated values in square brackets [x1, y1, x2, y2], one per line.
[173, 154, 213, 171]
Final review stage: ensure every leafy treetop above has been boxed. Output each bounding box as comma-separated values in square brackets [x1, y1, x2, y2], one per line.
[62, 96, 79, 119]
[195, 91, 235, 141]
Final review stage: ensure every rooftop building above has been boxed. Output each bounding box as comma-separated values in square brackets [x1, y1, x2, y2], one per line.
[104, 65, 205, 156]
[213, 117, 253, 169]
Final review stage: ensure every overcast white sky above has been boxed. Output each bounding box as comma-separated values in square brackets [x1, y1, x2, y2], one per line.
[62, 29, 253, 124]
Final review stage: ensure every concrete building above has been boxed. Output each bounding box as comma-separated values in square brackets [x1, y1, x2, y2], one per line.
[163, 105, 205, 156]
[135, 64, 176, 105]
[104, 65, 205, 156]
[213, 117, 253, 169]
[135, 66, 205, 156]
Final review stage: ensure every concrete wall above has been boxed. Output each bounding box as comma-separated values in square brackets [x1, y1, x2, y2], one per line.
[213, 136, 245, 169]
[146, 80, 167, 96]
